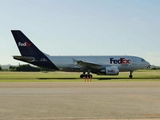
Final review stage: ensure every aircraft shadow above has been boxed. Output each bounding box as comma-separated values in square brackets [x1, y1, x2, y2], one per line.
[95, 77, 160, 80]
[39, 78, 78, 80]
[38, 77, 160, 80]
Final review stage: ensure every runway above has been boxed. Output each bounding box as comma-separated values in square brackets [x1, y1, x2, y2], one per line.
[0, 82, 160, 120]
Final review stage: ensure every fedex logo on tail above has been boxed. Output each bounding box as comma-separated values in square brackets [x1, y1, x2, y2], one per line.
[18, 42, 31, 47]
[110, 58, 131, 64]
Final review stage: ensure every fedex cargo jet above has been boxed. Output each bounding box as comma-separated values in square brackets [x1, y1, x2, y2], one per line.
[11, 30, 150, 78]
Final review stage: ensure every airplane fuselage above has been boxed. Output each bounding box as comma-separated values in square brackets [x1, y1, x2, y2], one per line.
[11, 30, 150, 78]
[48, 55, 149, 72]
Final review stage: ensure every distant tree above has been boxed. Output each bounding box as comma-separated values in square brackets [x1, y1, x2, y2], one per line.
[9, 64, 38, 71]
[16, 64, 41, 71]
[0, 66, 2, 71]
[9, 65, 16, 71]
[9, 64, 53, 72]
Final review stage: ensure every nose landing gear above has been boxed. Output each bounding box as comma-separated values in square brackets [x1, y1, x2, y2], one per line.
[129, 71, 133, 78]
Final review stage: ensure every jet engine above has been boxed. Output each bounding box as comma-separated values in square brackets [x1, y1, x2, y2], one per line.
[97, 66, 119, 75]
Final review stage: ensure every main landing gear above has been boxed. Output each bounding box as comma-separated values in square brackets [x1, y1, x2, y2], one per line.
[80, 72, 92, 79]
[129, 71, 133, 78]
[80, 71, 134, 79]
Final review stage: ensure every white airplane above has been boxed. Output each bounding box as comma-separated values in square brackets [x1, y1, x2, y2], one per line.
[11, 30, 150, 78]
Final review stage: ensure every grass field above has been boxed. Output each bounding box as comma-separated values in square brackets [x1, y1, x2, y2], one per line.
[0, 70, 160, 82]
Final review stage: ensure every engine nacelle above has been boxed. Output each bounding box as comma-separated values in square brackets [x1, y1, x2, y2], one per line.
[105, 66, 119, 75]
[98, 66, 119, 75]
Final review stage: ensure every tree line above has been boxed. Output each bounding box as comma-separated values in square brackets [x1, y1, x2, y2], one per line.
[0, 64, 52, 72]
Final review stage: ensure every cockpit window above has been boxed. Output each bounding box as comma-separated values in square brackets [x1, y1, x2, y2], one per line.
[141, 59, 145, 62]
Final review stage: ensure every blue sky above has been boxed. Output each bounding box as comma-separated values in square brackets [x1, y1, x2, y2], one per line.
[0, 0, 160, 65]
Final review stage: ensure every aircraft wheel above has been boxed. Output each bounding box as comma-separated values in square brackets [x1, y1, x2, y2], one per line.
[80, 74, 84, 78]
[84, 74, 88, 78]
[80, 74, 92, 79]
[88, 74, 92, 79]
[129, 75, 133, 78]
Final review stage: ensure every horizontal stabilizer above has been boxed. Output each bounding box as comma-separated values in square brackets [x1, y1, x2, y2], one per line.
[13, 56, 35, 62]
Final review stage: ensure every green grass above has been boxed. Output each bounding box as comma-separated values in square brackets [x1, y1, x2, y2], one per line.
[0, 70, 160, 82]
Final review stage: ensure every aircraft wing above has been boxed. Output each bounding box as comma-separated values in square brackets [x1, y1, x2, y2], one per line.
[72, 59, 104, 69]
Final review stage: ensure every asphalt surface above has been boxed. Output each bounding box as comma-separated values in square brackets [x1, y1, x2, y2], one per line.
[0, 82, 160, 120]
